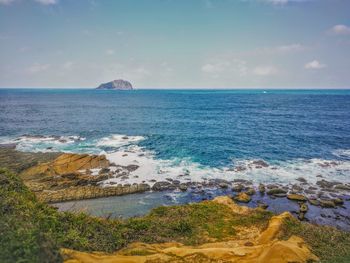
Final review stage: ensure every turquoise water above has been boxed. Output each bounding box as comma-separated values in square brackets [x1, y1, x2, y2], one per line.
[1, 88, 350, 185]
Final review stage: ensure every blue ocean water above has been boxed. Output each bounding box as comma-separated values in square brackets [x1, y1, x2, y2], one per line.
[1, 88, 350, 185]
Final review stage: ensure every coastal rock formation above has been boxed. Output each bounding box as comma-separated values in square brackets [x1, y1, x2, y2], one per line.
[20, 153, 149, 202]
[61, 196, 318, 263]
[96, 79, 133, 90]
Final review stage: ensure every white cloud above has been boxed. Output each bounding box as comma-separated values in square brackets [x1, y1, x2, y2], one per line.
[201, 59, 248, 77]
[0, 0, 15, 5]
[0, 0, 57, 5]
[253, 66, 278, 76]
[304, 60, 327, 69]
[34, 0, 57, 5]
[329, 24, 350, 36]
[105, 49, 115, 55]
[27, 63, 51, 74]
[62, 61, 74, 70]
[249, 0, 311, 6]
[276, 43, 304, 52]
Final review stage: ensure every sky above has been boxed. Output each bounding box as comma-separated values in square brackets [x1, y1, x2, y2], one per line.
[0, 0, 350, 89]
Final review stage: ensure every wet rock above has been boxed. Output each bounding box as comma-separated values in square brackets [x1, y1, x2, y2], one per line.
[320, 199, 336, 208]
[287, 194, 307, 202]
[219, 182, 229, 189]
[267, 188, 287, 196]
[308, 199, 320, 206]
[333, 198, 344, 206]
[178, 184, 188, 192]
[298, 203, 308, 221]
[251, 160, 269, 168]
[292, 184, 303, 191]
[300, 203, 308, 213]
[152, 181, 174, 191]
[246, 188, 256, 196]
[316, 180, 341, 189]
[233, 179, 252, 185]
[296, 177, 307, 183]
[232, 184, 244, 192]
[125, 164, 139, 172]
[233, 192, 251, 203]
[304, 189, 316, 195]
[334, 184, 350, 191]
[258, 184, 266, 194]
[233, 166, 246, 172]
[257, 201, 268, 210]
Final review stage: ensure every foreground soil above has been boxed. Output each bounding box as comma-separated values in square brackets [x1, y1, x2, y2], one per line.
[1, 168, 350, 262]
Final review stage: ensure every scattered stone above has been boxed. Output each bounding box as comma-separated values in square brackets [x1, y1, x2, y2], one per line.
[152, 181, 175, 191]
[287, 194, 307, 202]
[232, 184, 244, 192]
[257, 201, 268, 210]
[300, 203, 308, 213]
[296, 177, 307, 183]
[251, 160, 269, 168]
[125, 164, 139, 172]
[267, 188, 287, 196]
[234, 192, 251, 203]
[308, 199, 320, 206]
[320, 200, 336, 208]
[333, 198, 344, 206]
[246, 188, 256, 196]
[316, 180, 341, 189]
[233, 179, 252, 184]
[258, 184, 265, 194]
[292, 184, 303, 191]
[234, 166, 246, 172]
[219, 182, 229, 189]
[304, 189, 316, 195]
[334, 184, 350, 191]
[178, 184, 188, 192]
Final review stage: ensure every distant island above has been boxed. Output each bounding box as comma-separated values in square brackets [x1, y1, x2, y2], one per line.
[96, 79, 133, 90]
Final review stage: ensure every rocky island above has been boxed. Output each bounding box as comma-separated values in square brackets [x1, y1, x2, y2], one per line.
[95, 79, 133, 90]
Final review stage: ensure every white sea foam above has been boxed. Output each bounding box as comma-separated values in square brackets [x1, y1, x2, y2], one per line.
[2, 134, 349, 188]
[0, 135, 85, 152]
[102, 145, 350, 187]
[96, 134, 145, 148]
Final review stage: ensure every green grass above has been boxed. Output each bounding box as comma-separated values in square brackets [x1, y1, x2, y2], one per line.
[280, 216, 350, 263]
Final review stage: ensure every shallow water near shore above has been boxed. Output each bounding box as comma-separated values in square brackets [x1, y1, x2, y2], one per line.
[53, 188, 350, 231]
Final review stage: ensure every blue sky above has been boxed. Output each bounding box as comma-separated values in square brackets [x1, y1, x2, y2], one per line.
[0, 0, 349, 88]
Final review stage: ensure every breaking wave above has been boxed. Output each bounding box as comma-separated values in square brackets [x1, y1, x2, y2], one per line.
[1, 134, 350, 187]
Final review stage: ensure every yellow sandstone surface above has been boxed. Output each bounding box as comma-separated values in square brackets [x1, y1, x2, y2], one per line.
[19, 153, 149, 202]
[61, 196, 319, 263]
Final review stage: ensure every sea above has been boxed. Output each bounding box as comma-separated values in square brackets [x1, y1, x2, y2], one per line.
[1, 88, 350, 221]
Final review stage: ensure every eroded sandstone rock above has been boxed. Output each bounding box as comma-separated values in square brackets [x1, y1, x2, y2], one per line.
[61, 196, 318, 263]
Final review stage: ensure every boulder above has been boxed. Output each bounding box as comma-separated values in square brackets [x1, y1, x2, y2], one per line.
[287, 194, 307, 202]
[267, 188, 287, 196]
[152, 181, 175, 191]
[234, 192, 251, 203]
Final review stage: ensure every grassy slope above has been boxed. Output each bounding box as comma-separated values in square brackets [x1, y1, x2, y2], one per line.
[1, 167, 350, 263]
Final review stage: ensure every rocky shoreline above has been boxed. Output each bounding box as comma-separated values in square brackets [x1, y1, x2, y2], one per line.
[0, 145, 349, 229]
